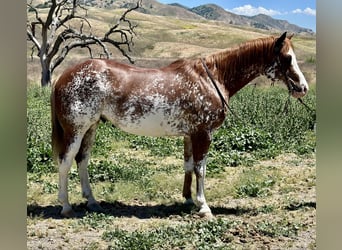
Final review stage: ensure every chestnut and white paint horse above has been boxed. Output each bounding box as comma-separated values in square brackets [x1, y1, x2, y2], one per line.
[51, 32, 308, 217]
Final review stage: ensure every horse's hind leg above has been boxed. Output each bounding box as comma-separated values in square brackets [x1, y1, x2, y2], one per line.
[58, 133, 84, 218]
[183, 136, 194, 205]
[75, 122, 104, 213]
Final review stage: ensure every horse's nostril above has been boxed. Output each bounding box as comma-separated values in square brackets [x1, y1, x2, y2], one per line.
[303, 86, 308, 93]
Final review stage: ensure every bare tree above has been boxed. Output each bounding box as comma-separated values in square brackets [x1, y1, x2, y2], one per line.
[27, 0, 141, 86]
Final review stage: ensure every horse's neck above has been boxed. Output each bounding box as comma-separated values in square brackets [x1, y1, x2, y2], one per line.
[209, 39, 274, 97]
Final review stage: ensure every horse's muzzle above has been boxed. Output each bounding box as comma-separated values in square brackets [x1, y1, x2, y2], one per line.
[288, 78, 308, 98]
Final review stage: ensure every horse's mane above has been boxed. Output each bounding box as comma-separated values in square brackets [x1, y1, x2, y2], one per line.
[207, 37, 276, 77]
[164, 35, 292, 83]
[209, 36, 291, 81]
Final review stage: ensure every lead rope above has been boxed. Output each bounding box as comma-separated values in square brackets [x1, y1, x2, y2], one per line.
[298, 97, 315, 113]
[201, 58, 239, 120]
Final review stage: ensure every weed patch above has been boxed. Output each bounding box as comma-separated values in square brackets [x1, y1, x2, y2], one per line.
[256, 218, 303, 237]
[233, 168, 277, 198]
[102, 218, 233, 250]
[86, 158, 152, 183]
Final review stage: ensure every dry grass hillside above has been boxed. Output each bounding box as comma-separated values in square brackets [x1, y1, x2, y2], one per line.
[27, 7, 316, 86]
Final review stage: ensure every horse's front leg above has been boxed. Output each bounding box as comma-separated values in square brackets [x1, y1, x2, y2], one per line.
[183, 136, 194, 205]
[191, 131, 213, 217]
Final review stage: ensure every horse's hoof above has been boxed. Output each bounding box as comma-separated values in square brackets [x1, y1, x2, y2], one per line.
[61, 208, 76, 218]
[184, 198, 195, 206]
[198, 211, 214, 219]
[87, 202, 105, 213]
[198, 207, 213, 218]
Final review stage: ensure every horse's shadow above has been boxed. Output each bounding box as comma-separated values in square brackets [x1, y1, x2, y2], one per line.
[27, 201, 255, 219]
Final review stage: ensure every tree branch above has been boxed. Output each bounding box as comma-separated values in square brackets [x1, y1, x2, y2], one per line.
[27, 3, 44, 26]
[27, 26, 41, 52]
[45, 0, 58, 28]
[27, 0, 142, 86]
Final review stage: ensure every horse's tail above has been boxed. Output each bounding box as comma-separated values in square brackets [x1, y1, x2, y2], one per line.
[51, 83, 64, 164]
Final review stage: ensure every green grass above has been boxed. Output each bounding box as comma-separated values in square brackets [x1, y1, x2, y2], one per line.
[27, 84, 315, 178]
[98, 216, 305, 249]
[233, 168, 277, 198]
[26, 83, 316, 207]
[27, 86, 54, 175]
[102, 218, 235, 250]
[255, 218, 303, 238]
[27, 83, 315, 249]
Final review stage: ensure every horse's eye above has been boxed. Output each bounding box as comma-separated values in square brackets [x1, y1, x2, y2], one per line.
[285, 55, 292, 65]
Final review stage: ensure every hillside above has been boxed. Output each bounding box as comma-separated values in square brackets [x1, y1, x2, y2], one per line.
[190, 4, 313, 34]
[27, 4, 316, 85]
[190, 4, 250, 25]
[81, 0, 205, 19]
[32, 0, 314, 34]
[245, 14, 313, 34]
[82, 0, 314, 34]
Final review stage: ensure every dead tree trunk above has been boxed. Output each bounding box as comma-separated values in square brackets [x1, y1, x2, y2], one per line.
[40, 59, 51, 87]
[27, 0, 141, 87]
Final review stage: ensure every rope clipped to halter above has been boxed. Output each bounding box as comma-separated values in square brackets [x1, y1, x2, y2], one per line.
[201, 58, 238, 119]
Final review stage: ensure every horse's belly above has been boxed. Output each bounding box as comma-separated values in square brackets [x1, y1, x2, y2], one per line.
[117, 112, 184, 137]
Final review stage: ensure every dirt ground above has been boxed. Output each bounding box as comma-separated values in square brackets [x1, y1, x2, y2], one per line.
[27, 153, 316, 249]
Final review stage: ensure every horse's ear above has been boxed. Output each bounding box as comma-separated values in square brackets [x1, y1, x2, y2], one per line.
[274, 32, 287, 54]
[288, 33, 294, 40]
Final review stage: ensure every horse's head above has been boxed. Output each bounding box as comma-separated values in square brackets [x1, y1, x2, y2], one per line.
[266, 32, 309, 98]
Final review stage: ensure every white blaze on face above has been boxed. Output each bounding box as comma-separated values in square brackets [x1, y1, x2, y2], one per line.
[288, 47, 309, 96]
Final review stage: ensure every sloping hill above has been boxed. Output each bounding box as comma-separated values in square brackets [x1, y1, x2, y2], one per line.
[191, 4, 249, 25]
[246, 14, 313, 34]
[83, 0, 205, 20]
[190, 4, 313, 34]
[27, 3, 316, 84]
[31, 0, 314, 34]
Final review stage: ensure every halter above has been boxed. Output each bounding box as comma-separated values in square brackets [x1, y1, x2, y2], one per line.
[273, 56, 314, 113]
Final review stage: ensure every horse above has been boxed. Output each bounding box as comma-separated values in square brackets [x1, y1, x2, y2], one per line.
[51, 32, 308, 218]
